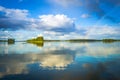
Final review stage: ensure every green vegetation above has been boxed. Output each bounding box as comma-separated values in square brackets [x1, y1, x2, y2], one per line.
[102, 39, 120, 43]
[67, 39, 120, 43]
[27, 36, 44, 42]
[44, 40, 63, 42]
[28, 41, 44, 47]
[66, 39, 120, 43]
[0, 38, 15, 44]
[26, 36, 44, 47]
[0, 37, 120, 44]
[67, 39, 101, 42]
[0, 40, 7, 42]
[8, 39, 15, 44]
[37, 38, 120, 43]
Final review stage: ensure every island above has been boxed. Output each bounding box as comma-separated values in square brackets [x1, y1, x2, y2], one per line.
[26, 36, 44, 47]
[0, 38, 15, 44]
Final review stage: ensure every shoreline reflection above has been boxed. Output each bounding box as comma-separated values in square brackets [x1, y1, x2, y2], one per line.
[0, 42, 120, 80]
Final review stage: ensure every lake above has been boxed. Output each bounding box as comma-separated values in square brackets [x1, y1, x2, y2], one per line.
[0, 42, 120, 80]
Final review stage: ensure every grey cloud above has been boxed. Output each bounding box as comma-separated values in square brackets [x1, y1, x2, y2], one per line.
[0, 18, 28, 30]
[0, 6, 31, 30]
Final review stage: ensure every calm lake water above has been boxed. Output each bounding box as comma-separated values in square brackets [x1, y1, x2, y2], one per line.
[0, 42, 120, 80]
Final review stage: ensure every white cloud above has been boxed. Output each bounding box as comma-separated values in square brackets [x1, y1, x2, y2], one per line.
[0, 6, 4, 11]
[0, 6, 76, 40]
[0, 6, 120, 40]
[39, 14, 74, 28]
[49, 0, 82, 7]
[86, 26, 120, 36]
[39, 14, 70, 27]
[56, 32, 87, 40]
[43, 31, 62, 36]
[38, 14, 75, 31]
[0, 6, 35, 31]
[0, 6, 75, 33]
[81, 14, 90, 18]
[76, 25, 120, 39]
[0, 6, 29, 20]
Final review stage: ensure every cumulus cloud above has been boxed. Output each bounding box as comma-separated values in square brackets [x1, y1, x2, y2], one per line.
[0, 6, 32, 30]
[0, 6, 75, 33]
[37, 14, 75, 33]
[0, 5, 119, 40]
[0, 6, 76, 40]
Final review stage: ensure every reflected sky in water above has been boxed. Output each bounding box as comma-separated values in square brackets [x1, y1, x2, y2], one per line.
[0, 42, 120, 80]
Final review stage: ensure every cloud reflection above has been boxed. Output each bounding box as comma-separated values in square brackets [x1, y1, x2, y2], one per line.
[0, 52, 74, 78]
[0, 42, 120, 79]
[40, 54, 73, 70]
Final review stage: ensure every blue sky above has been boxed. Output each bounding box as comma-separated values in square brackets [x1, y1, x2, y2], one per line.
[0, 0, 120, 40]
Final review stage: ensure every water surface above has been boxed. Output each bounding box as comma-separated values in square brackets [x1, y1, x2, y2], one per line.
[0, 42, 120, 80]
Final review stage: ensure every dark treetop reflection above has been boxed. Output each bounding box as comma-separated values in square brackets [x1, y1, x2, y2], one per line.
[0, 42, 120, 80]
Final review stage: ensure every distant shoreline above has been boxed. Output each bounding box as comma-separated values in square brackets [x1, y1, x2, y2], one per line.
[44, 39, 120, 43]
[1, 39, 120, 43]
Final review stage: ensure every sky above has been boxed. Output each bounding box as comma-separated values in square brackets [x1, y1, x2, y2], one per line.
[0, 0, 120, 40]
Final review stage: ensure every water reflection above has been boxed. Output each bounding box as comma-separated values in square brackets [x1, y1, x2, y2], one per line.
[0, 42, 120, 80]
[0, 53, 74, 78]
[27, 41, 44, 47]
[40, 54, 73, 70]
[8, 42, 15, 45]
